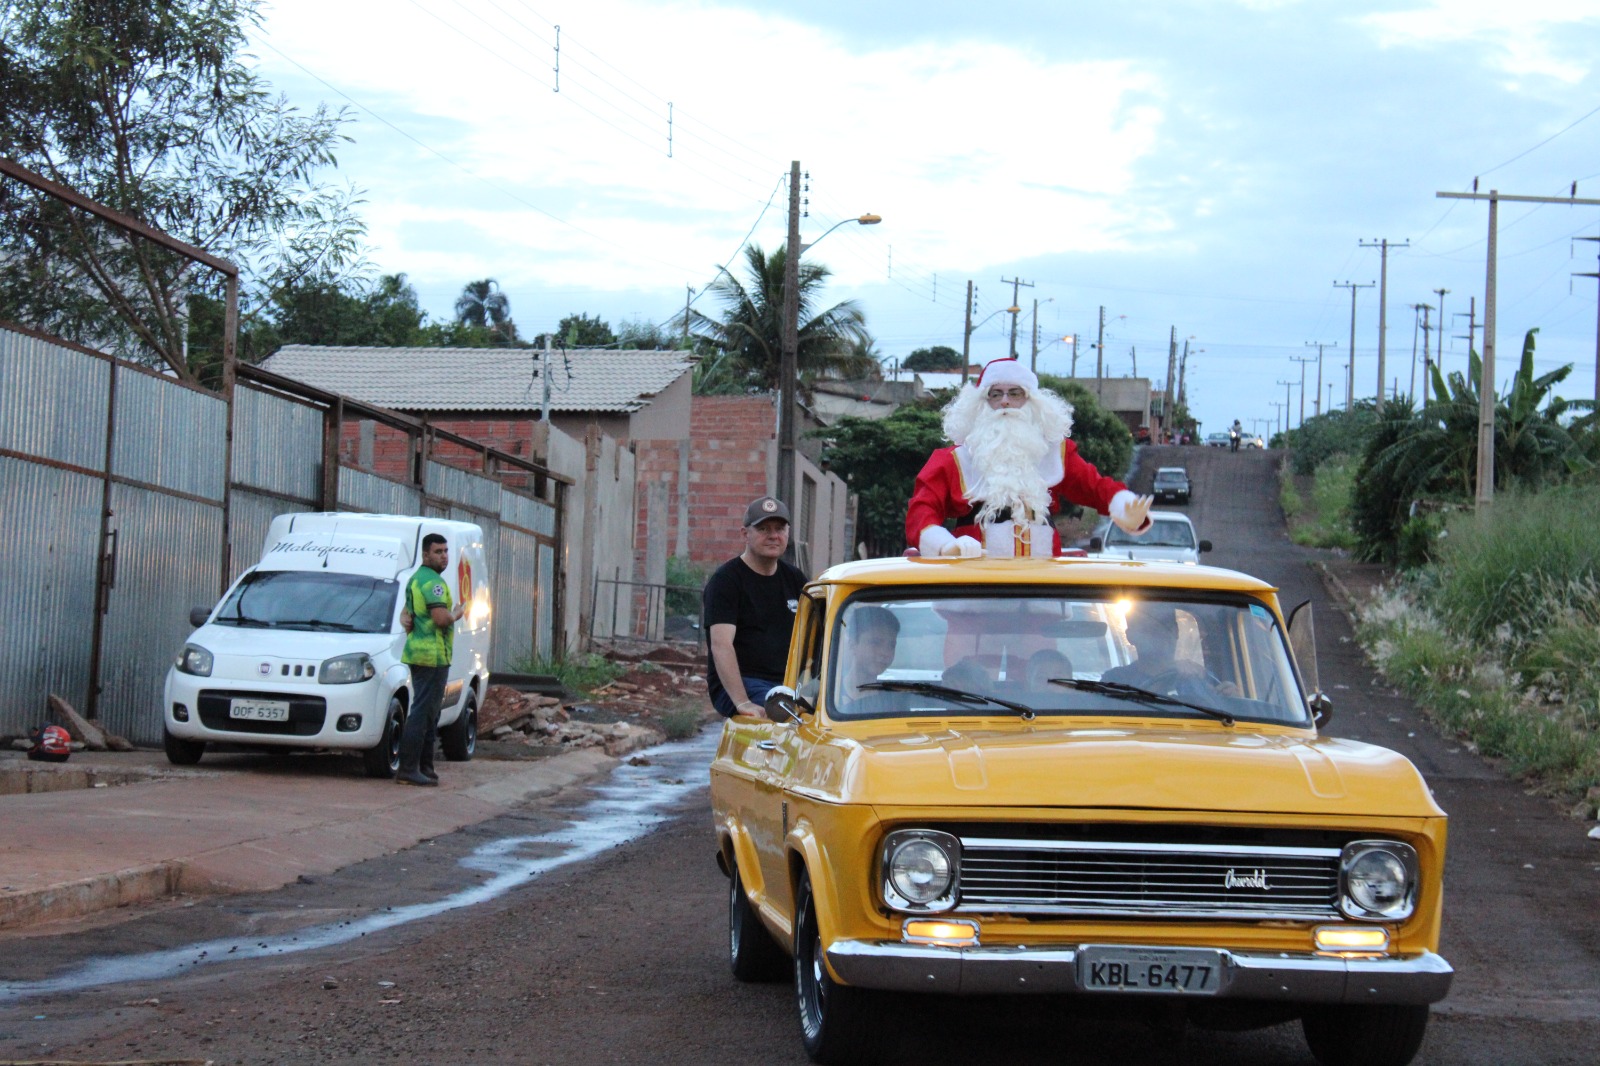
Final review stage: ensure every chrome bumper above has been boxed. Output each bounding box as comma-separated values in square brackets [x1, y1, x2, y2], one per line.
[826, 941, 1452, 1005]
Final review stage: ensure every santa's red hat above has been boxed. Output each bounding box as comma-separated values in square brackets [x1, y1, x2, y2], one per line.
[976, 358, 1038, 394]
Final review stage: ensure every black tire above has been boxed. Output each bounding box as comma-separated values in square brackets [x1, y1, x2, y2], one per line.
[363, 694, 405, 778]
[1302, 1004, 1430, 1066]
[163, 728, 205, 766]
[440, 687, 477, 762]
[794, 873, 891, 1064]
[729, 865, 788, 982]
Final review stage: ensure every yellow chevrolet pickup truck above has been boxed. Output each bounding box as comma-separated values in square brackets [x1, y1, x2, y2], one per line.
[710, 556, 1450, 1066]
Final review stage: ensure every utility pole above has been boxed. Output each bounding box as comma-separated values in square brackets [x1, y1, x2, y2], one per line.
[1407, 303, 1433, 401]
[778, 159, 801, 517]
[1304, 340, 1336, 417]
[1454, 296, 1477, 363]
[1002, 276, 1033, 359]
[1360, 238, 1409, 407]
[1166, 327, 1178, 440]
[960, 280, 975, 384]
[1130, 346, 1138, 377]
[1030, 297, 1040, 370]
[1070, 333, 1079, 376]
[1436, 186, 1600, 507]
[1289, 355, 1315, 428]
[1095, 305, 1106, 402]
[1574, 236, 1600, 406]
[1273, 390, 1291, 437]
[681, 285, 693, 347]
[1432, 287, 1450, 375]
[1419, 302, 1435, 398]
[1178, 337, 1190, 409]
[1333, 281, 1373, 410]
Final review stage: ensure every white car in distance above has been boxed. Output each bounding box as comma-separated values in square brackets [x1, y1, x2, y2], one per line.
[1089, 511, 1212, 565]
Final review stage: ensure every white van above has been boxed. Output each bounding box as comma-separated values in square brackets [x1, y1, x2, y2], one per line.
[163, 513, 492, 777]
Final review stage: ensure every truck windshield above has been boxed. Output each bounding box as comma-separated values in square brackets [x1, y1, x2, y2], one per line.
[829, 592, 1307, 726]
[214, 571, 399, 634]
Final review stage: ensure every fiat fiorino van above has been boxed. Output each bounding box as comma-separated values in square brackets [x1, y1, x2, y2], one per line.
[163, 513, 490, 776]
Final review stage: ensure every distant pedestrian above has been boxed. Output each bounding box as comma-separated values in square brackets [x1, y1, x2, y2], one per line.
[703, 497, 807, 718]
[397, 533, 465, 786]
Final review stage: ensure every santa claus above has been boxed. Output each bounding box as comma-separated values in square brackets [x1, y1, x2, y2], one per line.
[906, 358, 1152, 558]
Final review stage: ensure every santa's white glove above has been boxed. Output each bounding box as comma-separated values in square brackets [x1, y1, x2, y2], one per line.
[1109, 490, 1153, 534]
[942, 535, 982, 558]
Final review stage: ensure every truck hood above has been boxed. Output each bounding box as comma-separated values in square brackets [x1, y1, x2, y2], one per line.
[799, 723, 1444, 819]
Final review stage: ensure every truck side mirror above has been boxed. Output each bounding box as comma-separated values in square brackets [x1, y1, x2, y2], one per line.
[1308, 692, 1333, 730]
[1088, 535, 1104, 553]
[1198, 540, 1212, 553]
[189, 605, 213, 628]
[764, 685, 803, 725]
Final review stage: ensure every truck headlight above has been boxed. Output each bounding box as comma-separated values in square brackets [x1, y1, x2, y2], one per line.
[1340, 840, 1418, 920]
[881, 829, 960, 912]
[175, 644, 213, 677]
[318, 653, 376, 685]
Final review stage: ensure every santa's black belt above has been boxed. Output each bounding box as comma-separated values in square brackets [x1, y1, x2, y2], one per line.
[957, 505, 1015, 524]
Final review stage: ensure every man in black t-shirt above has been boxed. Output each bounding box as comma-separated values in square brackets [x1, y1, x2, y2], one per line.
[703, 496, 808, 717]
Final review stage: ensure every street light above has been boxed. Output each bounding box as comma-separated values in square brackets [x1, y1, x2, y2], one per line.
[960, 305, 1020, 384]
[779, 204, 882, 529]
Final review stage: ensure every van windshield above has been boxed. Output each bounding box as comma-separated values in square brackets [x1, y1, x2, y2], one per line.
[214, 571, 399, 633]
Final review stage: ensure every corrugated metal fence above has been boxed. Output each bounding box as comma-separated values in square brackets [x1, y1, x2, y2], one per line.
[0, 323, 565, 746]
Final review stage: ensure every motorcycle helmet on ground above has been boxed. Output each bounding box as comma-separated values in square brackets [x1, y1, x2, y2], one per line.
[27, 724, 72, 762]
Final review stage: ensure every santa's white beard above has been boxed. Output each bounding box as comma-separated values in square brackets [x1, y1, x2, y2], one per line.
[964, 405, 1051, 525]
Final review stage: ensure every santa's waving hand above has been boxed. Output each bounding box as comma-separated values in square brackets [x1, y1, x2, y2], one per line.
[906, 358, 1152, 558]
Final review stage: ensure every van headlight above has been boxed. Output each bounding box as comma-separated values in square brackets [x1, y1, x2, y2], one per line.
[1340, 840, 1418, 920]
[175, 644, 213, 677]
[319, 653, 376, 685]
[881, 829, 960, 912]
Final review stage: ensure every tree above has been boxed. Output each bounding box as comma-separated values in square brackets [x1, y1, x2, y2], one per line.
[815, 402, 947, 557]
[1037, 373, 1133, 481]
[617, 317, 678, 350]
[558, 312, 616, 347]
[0, 0, 365, 382]
[681, 244, 874, 395]
[453, 278, 518, 344]
[903, 345, 962, 372]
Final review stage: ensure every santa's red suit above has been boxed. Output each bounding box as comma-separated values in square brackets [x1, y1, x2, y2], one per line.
[905, 357, 1150, 558]
[906, 439, 1128, 555]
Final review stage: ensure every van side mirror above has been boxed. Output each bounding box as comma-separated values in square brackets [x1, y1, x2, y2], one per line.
[1198, 539, 1212, 553]
[189, 606, 212, 628]
[764, 685, 803, 725]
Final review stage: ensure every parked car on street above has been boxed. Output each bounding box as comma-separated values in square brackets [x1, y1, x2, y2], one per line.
[1090, 510, 1210, 564]
[164, 513, 491, 776]
[1152, 465, 1191, 504]
[711, 555, 1451, 1066]
[1205, 431, 1232, 447]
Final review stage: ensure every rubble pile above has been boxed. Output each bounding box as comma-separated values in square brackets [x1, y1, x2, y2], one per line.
[481, 647, 710, 758]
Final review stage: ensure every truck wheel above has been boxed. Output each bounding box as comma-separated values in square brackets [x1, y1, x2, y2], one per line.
[1302, 1003, 1430, 1066]
[729, 865, 788, 982]
[794, 872, 890, 1064]
[163, 728, 205, 766]
[440, 688, 477, 761]
[363, 694, 405, 778]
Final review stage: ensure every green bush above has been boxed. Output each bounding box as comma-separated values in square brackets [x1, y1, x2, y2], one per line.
[659, 705, 703, 740]
[509, 653, 625, 697]
[666, 556, 708, 616]
[1288, 404, 1380, 476]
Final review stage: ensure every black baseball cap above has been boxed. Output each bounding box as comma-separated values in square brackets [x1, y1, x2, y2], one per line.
[743, 496, 791, 527]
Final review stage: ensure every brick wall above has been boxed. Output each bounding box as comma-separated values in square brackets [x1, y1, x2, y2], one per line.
[339, 414, 540, 484]
[682, 395, 775, 569]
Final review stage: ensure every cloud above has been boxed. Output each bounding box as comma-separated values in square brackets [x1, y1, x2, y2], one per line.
[1358, 0, 1599, 85]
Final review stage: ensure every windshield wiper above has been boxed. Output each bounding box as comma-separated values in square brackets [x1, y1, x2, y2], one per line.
[1051, 678, 1235, 726]
[274, 619, 361, 631]
[858, 680, 1041, 721]
[223, 615, 272, 628]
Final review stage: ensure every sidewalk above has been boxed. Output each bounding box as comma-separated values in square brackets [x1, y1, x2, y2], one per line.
[0, 745, 623, 932]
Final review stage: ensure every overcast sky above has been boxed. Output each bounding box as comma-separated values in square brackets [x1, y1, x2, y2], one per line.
[253, 0, 1600, 435]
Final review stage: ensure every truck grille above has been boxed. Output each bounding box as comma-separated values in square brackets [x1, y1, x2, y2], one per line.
[956, 836, 1341, 920]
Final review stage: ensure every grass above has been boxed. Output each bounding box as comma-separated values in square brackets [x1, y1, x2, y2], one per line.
[1282, 454, 1357, 550]
[509, 652, 626, 698]
[1354, 489, 1600, 812]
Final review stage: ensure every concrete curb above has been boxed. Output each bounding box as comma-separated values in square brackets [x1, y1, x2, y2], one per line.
[0, 746, 625, 931]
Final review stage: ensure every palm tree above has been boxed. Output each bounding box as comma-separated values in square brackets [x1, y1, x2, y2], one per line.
[680, 244, 873, 394]
[454, 279, 517, 343]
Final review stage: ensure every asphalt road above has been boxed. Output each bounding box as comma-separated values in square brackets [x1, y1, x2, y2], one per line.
[2, 444, 1598, 1065]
